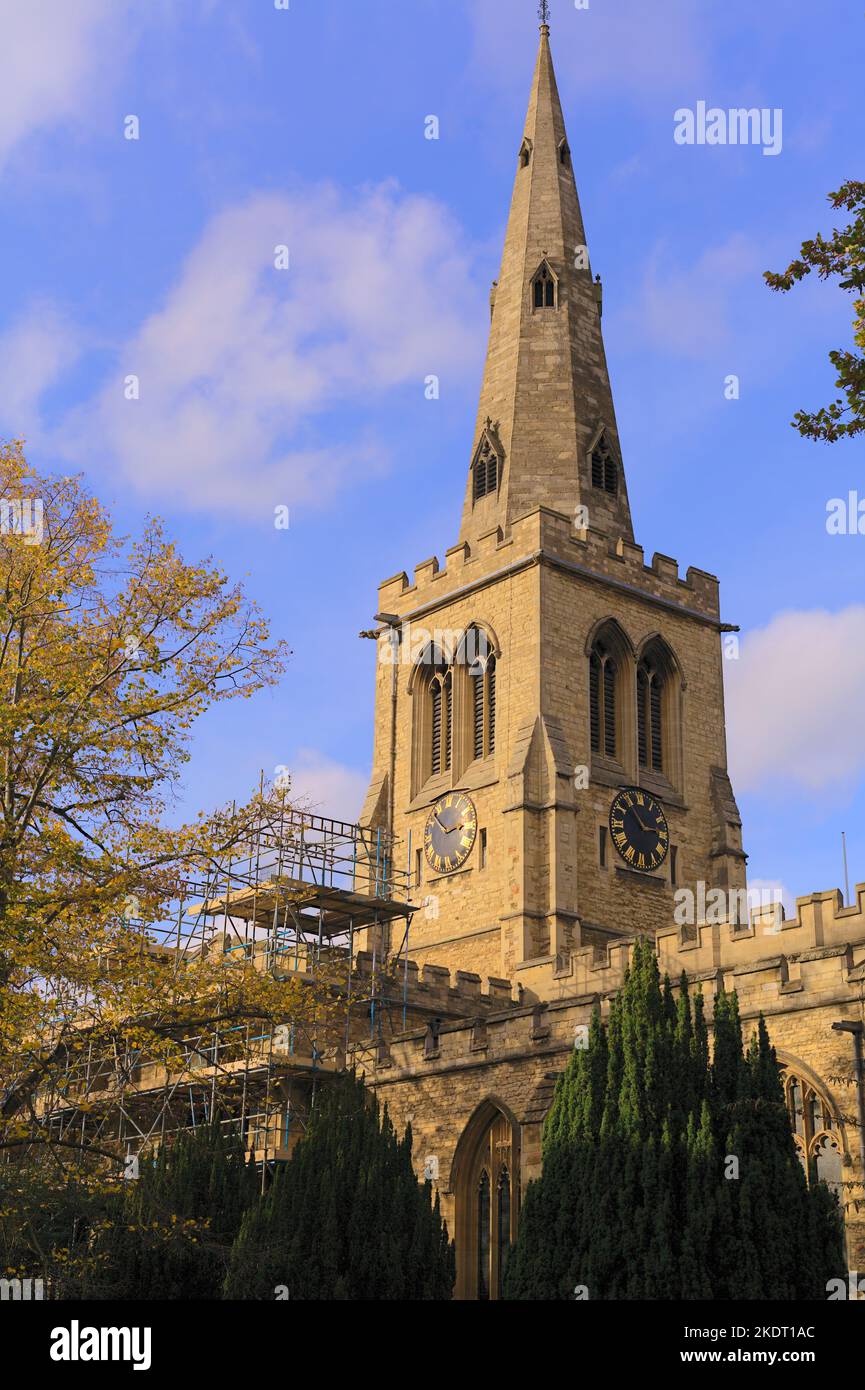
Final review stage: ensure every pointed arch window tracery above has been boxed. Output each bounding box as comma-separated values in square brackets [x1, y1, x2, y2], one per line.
[781, 1067, 843, 1199]
[455, 1106, 517, 1301]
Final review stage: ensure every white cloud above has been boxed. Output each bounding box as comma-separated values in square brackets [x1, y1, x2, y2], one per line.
[53, 184, 482, 515]
[0, 0, 140, 173]
[725, 606, 865, 795]
[0, 301, 83, 438]
[285, 749, 368, 825]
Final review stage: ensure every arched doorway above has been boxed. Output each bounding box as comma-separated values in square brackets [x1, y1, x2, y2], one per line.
[452, 1100, 520, 1300]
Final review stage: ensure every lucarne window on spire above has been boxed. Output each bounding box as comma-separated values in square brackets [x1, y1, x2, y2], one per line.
[532, 261, 556, 310]
[473, 439, 499, 501]
[591, 434, 618, 496]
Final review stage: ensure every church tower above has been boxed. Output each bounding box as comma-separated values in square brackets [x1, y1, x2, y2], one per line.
[361, 19, 746, 995]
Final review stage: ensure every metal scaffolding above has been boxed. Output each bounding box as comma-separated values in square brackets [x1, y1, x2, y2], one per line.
[28, 803, 419, 1174]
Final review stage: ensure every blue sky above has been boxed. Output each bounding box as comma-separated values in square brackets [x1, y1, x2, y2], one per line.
[0, 0, 863, 914]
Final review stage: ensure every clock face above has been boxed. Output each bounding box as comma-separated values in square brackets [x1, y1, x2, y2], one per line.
[609, 787, 669, 873]
[424, 792, 478, 875]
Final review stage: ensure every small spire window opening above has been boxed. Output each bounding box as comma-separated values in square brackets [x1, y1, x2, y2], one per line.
[533, 262, 556, 310]
[591, 435, 618, 496]
[559, 139, 570, 167]
[590, 641, 617, 759]
[473, 440, 499, 501]
[637, 659, 664, 773]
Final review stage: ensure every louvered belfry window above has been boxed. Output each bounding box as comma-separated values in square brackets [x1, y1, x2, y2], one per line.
[474, 440, 498, 502]
[590, 641, 617, 759]
[473, 666, 484, 760]
[431, 681, 442, 774]
[471, 650, 497, 761]
[591, 434, 618, 496]
[428, 649, 452, 777]
[637, 658, 664, 773]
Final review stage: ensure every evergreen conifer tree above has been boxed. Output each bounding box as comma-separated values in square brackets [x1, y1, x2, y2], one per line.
[504, 937, 846, 1300]
[224, 1071, 455, 1300]
[84, 1122, 258, 1300]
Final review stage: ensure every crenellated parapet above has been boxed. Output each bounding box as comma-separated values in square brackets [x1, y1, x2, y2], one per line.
[514, 882, 865, 1004]
[364, 892, 865, 1080]
[375, 505, 721, 631]
[353, 950, 516, 1013]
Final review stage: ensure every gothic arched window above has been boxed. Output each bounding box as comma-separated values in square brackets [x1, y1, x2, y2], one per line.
[590, 641, 618, 759]
[477, 1170, 491, 1301]
[637, 656, 665, 773]
[471, 651, 496, 761]
[455, 626, 498, 768]
[532, 261, 557, 310]
[781, 1067, 842, 1199]
[635, 637, 683, 789]
[591, 433, 618, 496]
[454, 1104, 517, 1301]
[497, 1168, 511, 1293]
[413, 644, 453, 788]
[430, 668, 452, 776]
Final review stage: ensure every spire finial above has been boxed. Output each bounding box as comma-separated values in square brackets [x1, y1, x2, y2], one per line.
[538, 1, 550, 28]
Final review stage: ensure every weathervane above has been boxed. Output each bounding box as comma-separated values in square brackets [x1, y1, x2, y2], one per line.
[538, 0, 550, 25]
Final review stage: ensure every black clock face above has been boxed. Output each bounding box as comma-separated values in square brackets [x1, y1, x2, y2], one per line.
[424, 793, 478, 875]
[609, 787, 669, 873]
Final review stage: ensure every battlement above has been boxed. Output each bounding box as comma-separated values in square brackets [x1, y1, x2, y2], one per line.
[353, 951, 516, 1012]
[376, 506, 720, 627]
[514, 882, 865, 1003]
[368, 901, 865, 1079]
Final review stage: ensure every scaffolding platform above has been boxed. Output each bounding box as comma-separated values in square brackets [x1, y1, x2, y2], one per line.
[23, 799, 421, 1173]
[192, 879, 413, 935]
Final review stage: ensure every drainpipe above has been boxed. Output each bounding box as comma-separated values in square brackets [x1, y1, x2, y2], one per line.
[832, 1020, 865, 1182]
[375, 613, 402, 846]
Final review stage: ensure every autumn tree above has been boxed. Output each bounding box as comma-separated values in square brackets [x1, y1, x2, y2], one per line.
[765, 180, 865, 441]
[0, 441, 332, 1174]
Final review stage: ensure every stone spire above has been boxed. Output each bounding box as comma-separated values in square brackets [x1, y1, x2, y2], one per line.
[458, 20, 633, 548]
